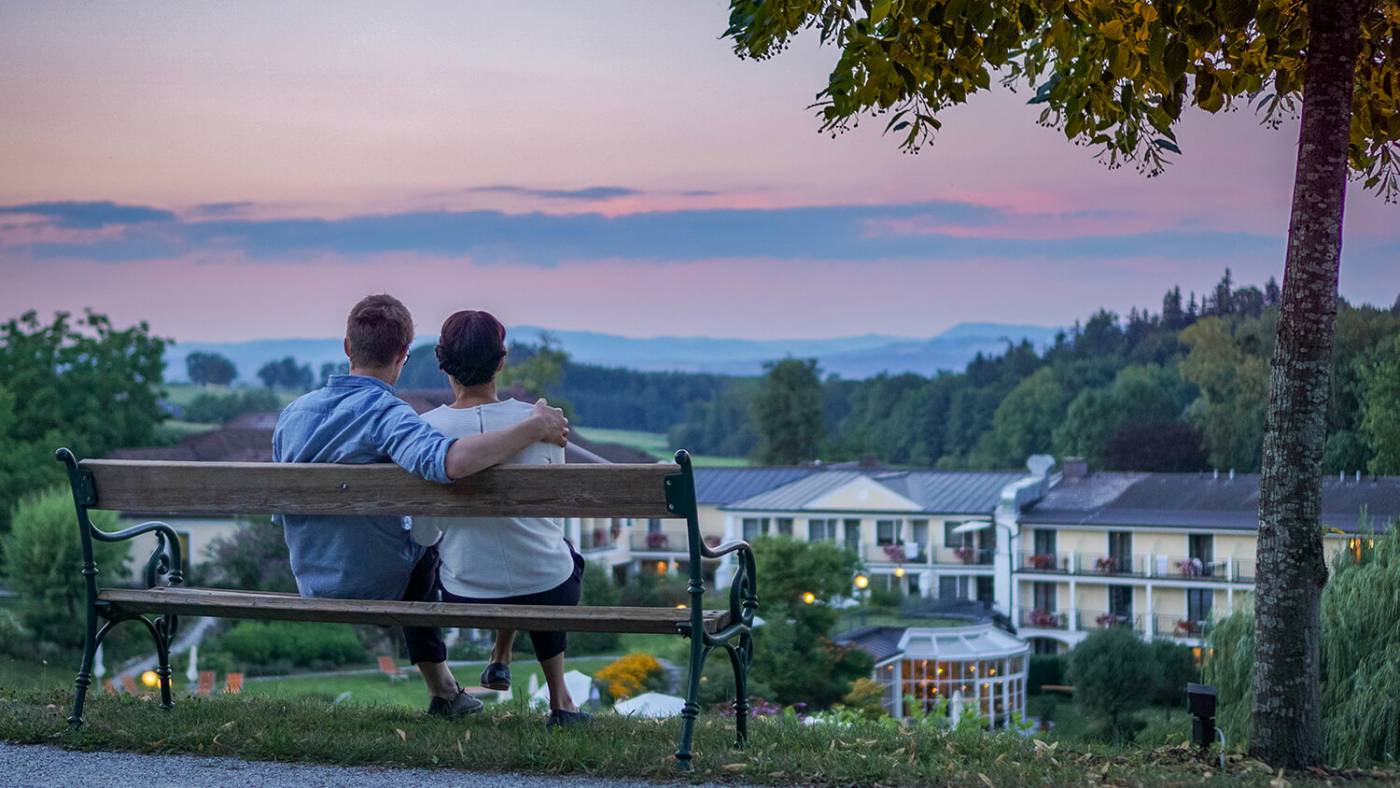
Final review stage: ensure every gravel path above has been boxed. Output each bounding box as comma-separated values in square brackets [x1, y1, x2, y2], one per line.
[0, 742, 721, 788]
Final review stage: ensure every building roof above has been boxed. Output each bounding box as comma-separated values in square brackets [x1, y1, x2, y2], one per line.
[1023, 472, 1400, 532]
[836, 623, 1029, 663]
[691, 467, 819, 506]
[834, 626, 908, 663]
[721, 469, 1025, 514]
[107, 428, 274, 463]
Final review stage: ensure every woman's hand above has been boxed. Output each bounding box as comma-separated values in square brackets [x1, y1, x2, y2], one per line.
[530, 398, 569, 447]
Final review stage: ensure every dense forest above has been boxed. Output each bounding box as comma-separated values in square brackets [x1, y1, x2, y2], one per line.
[398, 271, 1400, 474]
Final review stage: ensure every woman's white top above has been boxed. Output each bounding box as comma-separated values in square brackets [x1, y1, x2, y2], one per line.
[415, 399, 573, 598]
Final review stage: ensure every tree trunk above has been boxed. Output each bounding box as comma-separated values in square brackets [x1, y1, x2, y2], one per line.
[1250, 0, 1365, 769]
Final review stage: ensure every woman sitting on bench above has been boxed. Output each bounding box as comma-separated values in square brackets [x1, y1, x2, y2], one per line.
[416, 309, 590, 728]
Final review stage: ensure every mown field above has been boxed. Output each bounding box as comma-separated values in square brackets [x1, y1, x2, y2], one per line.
[574, 427, 749, 467]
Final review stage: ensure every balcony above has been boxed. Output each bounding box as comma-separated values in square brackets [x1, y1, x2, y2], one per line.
[1152, 614, 1212, 641]
[1017, 552, 1255, 583]
[871, 542, 929, 565]
[1083, 609, 1145, 634]
[578, 526, 619, 553]
[630, 528, 689, 554]
[1015, 607, 1074, 631]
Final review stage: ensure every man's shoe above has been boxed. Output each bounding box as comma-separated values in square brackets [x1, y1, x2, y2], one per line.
[427, 689, 484, 719]
[547, 708, 592, 729]
[479, 662, 511, 691]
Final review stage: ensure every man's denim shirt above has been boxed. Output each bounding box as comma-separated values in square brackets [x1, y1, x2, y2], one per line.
[273, 374, 454, 600]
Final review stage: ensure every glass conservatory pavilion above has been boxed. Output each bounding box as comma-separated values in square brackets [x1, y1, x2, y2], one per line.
[874, 624, 1030, 726]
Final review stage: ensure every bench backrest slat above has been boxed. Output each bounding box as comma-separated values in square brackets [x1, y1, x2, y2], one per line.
[81, 460, 680, 518]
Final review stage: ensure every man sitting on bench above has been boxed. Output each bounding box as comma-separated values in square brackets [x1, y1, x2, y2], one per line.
[273, 294, 569, 719]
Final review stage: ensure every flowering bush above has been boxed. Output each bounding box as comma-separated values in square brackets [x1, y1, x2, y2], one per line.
[1177, 559, 1202, 577]
[882, 544, 906, 563]
[1094, 557, 1119, 574]
[646, 531, 670, 550]
[953, 546, 975, 564]
[1028, 553, 1057, 570]
[595, 652, 666, 703]
[1028, 609, 1060, 628]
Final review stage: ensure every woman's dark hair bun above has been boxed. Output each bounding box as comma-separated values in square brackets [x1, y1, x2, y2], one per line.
[436, 310, 507, 388]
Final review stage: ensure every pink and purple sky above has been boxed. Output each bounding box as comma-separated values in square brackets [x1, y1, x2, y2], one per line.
[2, 1, 1396, 343]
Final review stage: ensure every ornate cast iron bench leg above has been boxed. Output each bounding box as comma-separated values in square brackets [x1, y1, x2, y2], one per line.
[58, 449, 184, 726]
[666, 451, 757, 769]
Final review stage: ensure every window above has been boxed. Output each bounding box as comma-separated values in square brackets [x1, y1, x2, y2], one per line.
[910, 520, 928, 552]
[944, 522, 962, 547]
[1033, 529, 1056, 557]
[776, 518, 794, 537]
[843, 519, 861, 551]
[646, 518, 662, 534]
[808, 518, 835, 542]
[741, 518, 769, 540]
[1032, 582, 1056, 611]
[876, 519, 901, 546]
[1188, 589, 1213, 623]
[939, 575, 968, 600]
[1108, 531, 1133, 573]
[1109, 586, 1133, 619]
[976, 576, 994, 602]
[1189, 533, 1214, 576]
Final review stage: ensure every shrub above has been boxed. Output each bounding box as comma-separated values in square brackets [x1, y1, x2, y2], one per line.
[570, 563, 621, 655]
[1210, 524, 1400, 766]
[840, 677, 888, 720]
[618, 569, 689, 608]
[196, 519, 296, 592]
[1028, 653, 1066, 694]
[1147, 639, 1198, 713]
[215, 620, 366, 672]
[1, 487, 130, 656]
[595, 652, 666, 704]
[1068, 627, 1154, 742]
[182, 388, 281, 424]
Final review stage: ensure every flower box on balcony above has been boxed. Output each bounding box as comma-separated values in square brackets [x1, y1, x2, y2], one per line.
[1027, 553, 1056, 571]
[1094, 557, 1119, 575]
[953, 546, 975, 564]
[646, 531, 670, 550]
[1028, 609, 1059, 628]
[883, 544, 907, 563]
[1096, 612, 1126, 629]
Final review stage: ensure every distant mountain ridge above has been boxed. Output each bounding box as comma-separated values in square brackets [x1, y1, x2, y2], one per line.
[163, 322, 1059, 382]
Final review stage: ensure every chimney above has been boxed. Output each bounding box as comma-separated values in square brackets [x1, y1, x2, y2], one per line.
[1062, 457, 1088, 481]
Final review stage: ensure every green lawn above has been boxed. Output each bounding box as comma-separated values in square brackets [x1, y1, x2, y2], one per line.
[0, 656, 69, 693]
[574, 426, 748, 467]
[1, 690, 1387, 785]
[241, 657, 615, 709]
[162, 383, 300, 408]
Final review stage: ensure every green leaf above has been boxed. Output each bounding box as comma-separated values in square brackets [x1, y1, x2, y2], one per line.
[1164, 40, 1189, 82]
[871, 0, 892, 23]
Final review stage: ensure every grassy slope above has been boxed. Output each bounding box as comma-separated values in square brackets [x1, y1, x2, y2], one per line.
[241, 657, 614, 709]
[574, 427, 749, 468]
[5, 690, 1386, 786]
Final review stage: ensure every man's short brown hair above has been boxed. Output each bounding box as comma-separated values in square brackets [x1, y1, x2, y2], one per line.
[346, 294, 414, 368]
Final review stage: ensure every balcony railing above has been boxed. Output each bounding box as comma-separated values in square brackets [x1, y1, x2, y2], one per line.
[1018, 552, 1254, 582]
[578, 527, 618, 553]
[631, 530, 687, 553]
[871, 542, 929, 564]
[1084, 609, 1145, 634]
[1016, 607, 1074, 631]
[1153, 614, 1213, 640]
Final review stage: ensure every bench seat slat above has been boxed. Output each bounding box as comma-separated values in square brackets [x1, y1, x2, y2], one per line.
[81, 460, 681, 518]
[98, 587, 727, 635]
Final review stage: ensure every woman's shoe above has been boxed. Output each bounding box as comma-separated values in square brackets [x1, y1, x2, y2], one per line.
[427, 689, 484, 719]
[479, 662, 511, 690]
[546, 708, 593, 728]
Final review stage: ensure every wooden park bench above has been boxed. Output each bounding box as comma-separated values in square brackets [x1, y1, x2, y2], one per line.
[56, 448, 756, 768]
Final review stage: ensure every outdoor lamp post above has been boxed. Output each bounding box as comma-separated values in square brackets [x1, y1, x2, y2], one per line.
[801, 591, 816, 605]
